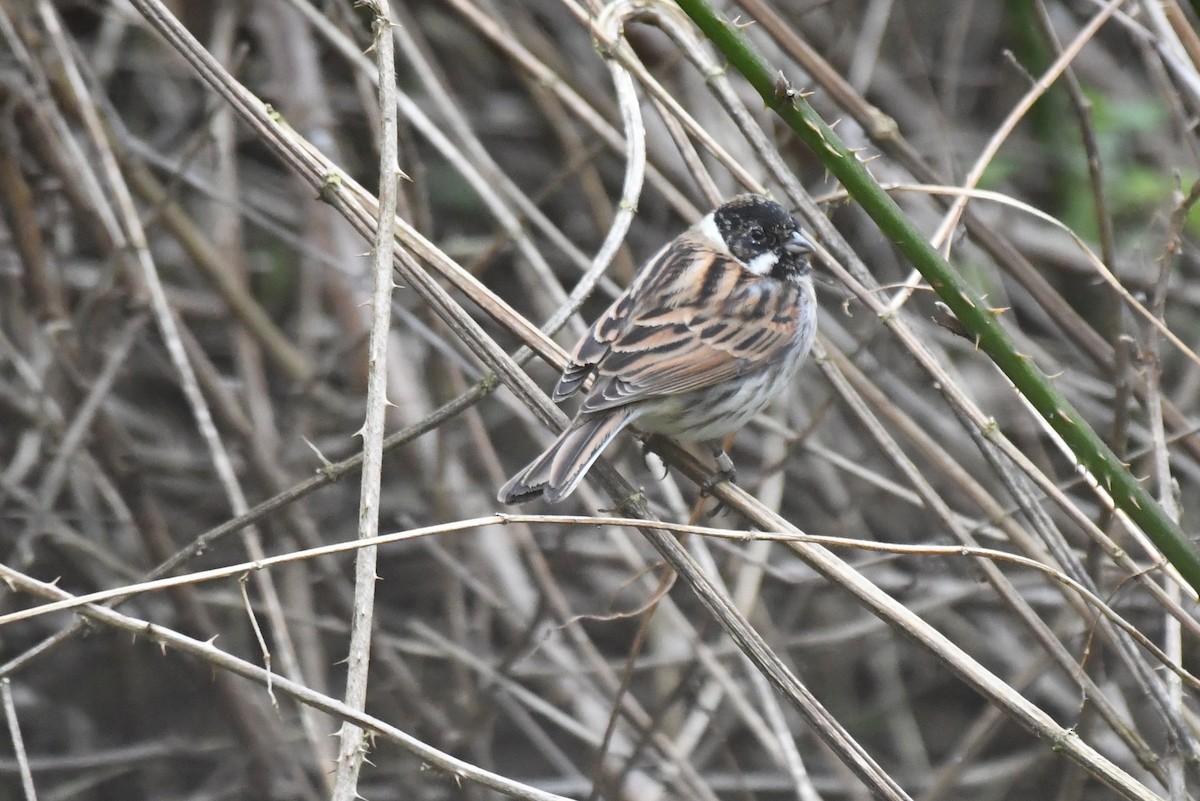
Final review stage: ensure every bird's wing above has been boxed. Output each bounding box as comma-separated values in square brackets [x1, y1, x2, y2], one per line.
[552, 239, 674, 402]
[556, 239, 802, 415]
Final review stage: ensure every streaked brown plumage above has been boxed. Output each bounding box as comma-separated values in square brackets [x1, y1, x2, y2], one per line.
[499, 194, 817, 504]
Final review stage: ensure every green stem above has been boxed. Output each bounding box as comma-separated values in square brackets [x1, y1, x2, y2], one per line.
[675, 0, 1200, 594]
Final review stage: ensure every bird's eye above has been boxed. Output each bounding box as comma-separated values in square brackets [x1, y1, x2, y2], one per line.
[748, 226, 766, 244]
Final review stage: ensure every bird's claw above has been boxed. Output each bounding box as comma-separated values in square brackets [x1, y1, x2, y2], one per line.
[699, 466, 736, 496]
[641, 435, 670, 479]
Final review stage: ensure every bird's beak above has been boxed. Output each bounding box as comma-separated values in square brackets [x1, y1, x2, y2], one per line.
[785, 230, 814, 256]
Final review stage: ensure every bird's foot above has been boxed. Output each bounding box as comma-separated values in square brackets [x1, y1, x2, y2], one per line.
[700, 447, 737, 494]
[699, 447, 737, 516]
[640, 434, 670, 479]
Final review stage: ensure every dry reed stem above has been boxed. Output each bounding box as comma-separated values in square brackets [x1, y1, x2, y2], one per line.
[2, 1, 1199, 800]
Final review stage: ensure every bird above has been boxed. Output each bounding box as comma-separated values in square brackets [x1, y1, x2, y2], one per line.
[498, 193, 817, 505]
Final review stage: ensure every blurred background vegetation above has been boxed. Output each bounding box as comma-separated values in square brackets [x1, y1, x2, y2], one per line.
[2, 1, 1200, 800]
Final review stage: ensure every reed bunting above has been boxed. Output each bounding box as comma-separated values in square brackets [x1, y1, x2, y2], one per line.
[499, 193, 817, 504]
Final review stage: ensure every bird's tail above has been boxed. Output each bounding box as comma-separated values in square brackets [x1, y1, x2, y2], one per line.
[497, 411, 636, 504]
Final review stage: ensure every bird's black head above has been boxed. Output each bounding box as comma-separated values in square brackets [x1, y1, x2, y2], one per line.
[710, 194, 813, 284]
